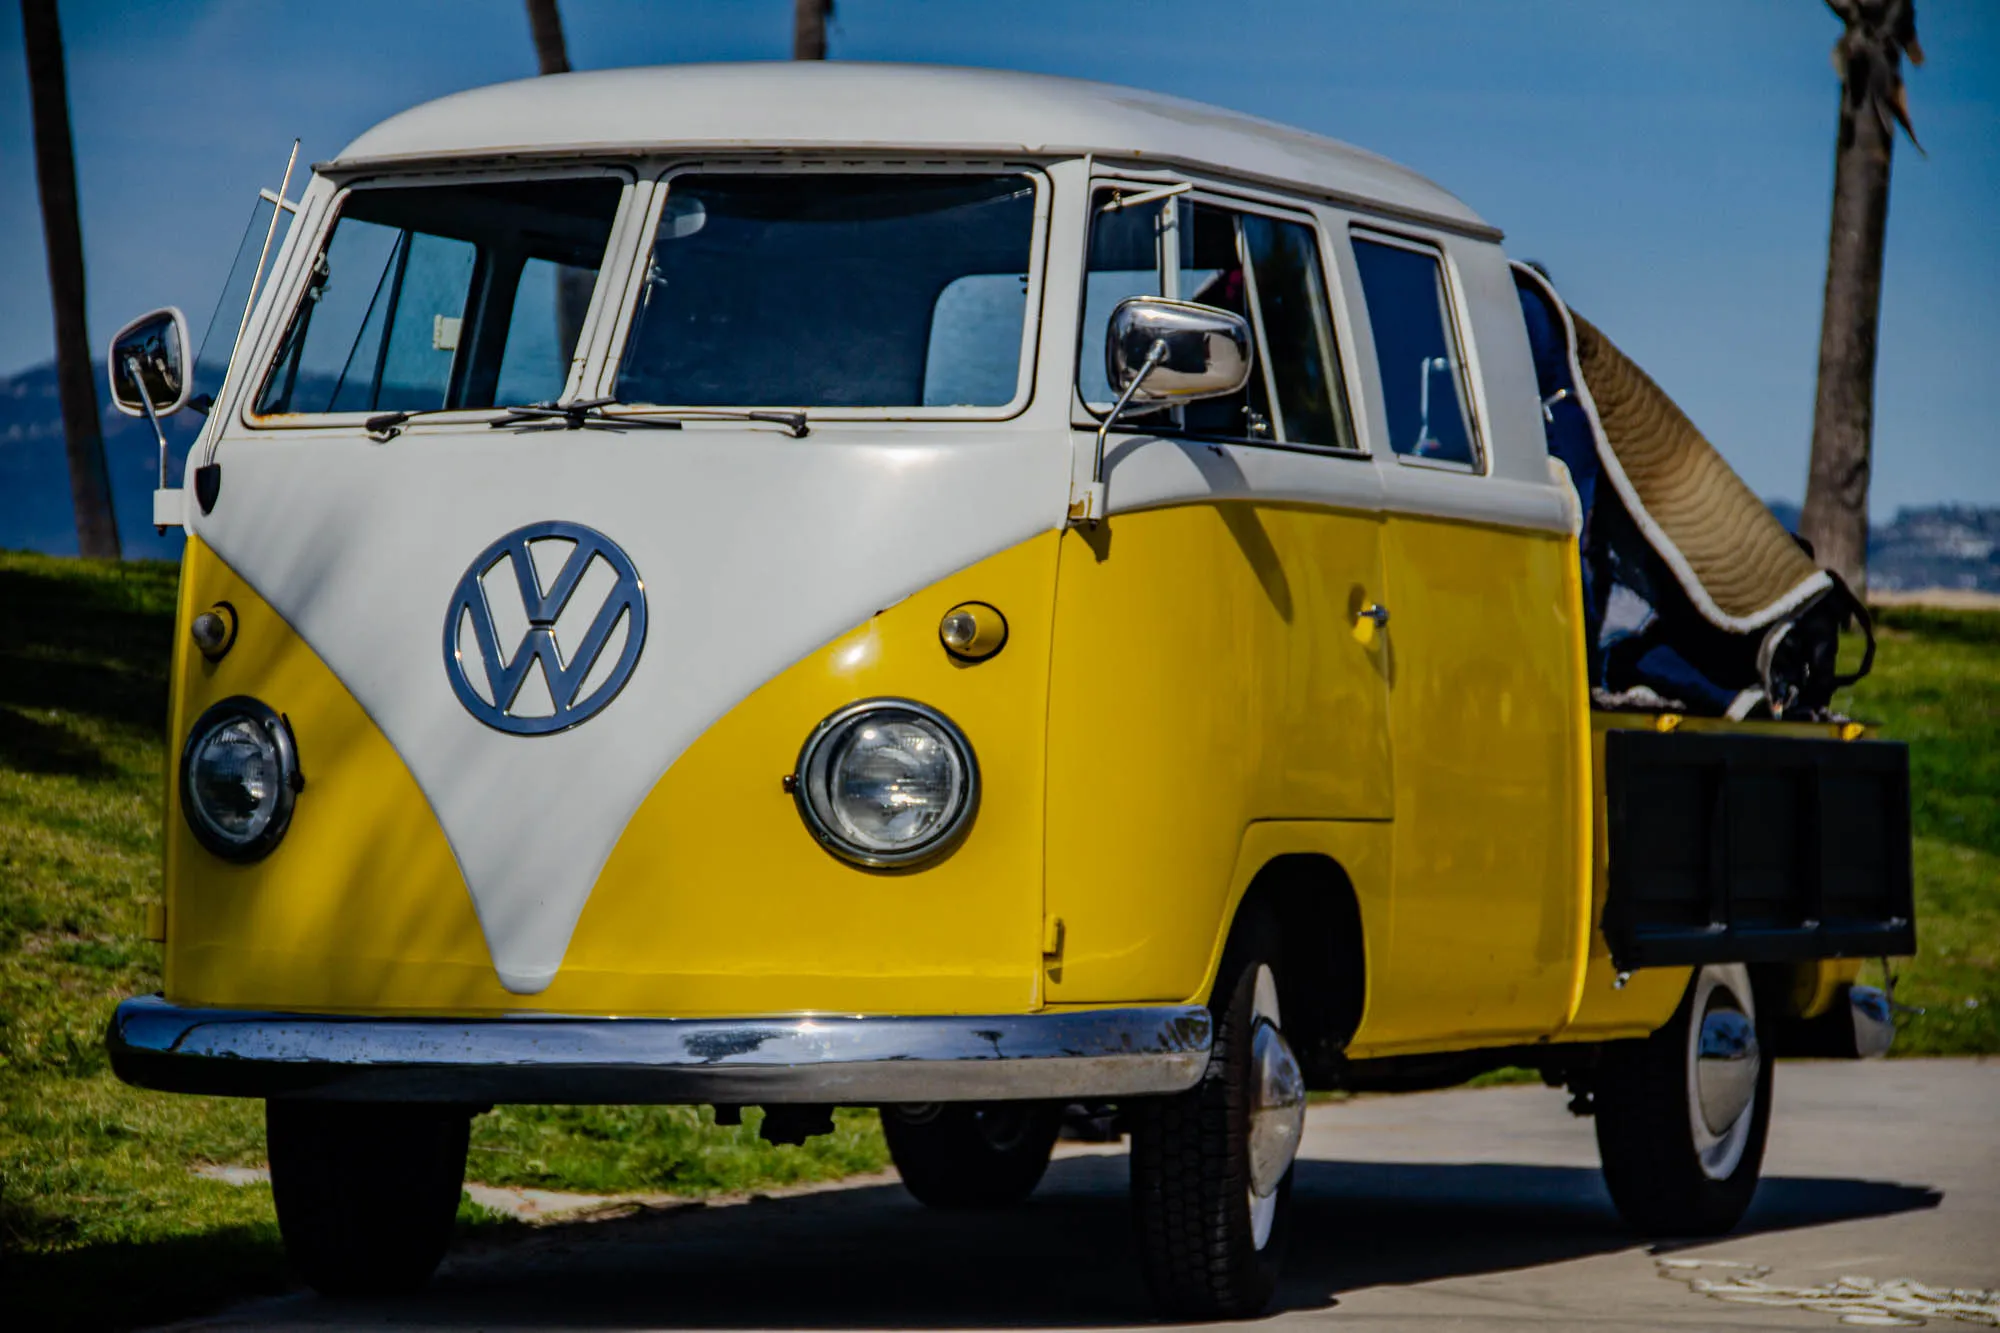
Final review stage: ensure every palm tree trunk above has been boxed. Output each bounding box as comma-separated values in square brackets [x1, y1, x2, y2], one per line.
[20, 0, 119, 558]
[524, 0, 569, 74]
[523, 0, 592, 361]
[1800, 0, 1922, 593]
[794, 0, 831, 59]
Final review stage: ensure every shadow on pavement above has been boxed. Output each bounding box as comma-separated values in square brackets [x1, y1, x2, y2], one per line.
[237, 1155, 1940, 1329]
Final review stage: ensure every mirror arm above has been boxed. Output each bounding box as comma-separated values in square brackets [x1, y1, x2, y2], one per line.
[124, 352, 172, 493]
[1077, 337, 1168, 527]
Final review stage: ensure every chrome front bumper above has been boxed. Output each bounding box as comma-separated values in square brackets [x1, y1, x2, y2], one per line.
[105, 995, 1212, 1104]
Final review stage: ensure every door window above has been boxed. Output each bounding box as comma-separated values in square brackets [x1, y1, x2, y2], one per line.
[1078, 190, 1355, 451]
[1350, 233, 1480, 468]
[254, 178, 623, 417]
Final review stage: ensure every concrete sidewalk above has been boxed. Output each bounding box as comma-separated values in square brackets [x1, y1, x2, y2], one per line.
[160, 1059, 1997, 1330]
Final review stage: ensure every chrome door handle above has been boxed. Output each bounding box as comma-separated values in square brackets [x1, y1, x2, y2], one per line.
[1356, 602, 1390, 628]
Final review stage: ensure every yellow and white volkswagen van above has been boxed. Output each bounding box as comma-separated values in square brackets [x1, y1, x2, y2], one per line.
[105, 63, 1914, 1315]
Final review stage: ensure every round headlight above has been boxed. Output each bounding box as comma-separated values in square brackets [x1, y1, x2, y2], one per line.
[795, 700, 977, 867]
[180, 697, 301, 862]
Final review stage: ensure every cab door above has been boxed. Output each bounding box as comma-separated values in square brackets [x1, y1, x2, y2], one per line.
[1339, 224, 1587, 1047]
[1042, 181, 1395, 1005]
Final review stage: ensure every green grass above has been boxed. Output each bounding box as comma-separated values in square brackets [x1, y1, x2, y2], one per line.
[0, 553, 1994, 1327]
[1838, 606, 2000, 1054]
[0, 552, 885, 1329]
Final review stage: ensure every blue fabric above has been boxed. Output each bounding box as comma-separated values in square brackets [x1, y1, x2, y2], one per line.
[1515, 279, 1600, 516]
[1515, 272, 1605, 684]
[1627, 643, 1743, 715]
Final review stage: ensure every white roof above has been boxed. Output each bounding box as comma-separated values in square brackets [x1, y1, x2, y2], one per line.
[330, 62, 1492, 236]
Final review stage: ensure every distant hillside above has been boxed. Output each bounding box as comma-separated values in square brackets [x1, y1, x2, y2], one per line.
[0, 362, 199, 559]
[1768, 499, 2000, 595]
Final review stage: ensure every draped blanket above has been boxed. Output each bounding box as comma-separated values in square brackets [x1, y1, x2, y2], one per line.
[1568, 313, 1831, 633]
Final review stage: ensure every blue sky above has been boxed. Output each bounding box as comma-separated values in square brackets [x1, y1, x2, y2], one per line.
[2, 0, 1995, 515]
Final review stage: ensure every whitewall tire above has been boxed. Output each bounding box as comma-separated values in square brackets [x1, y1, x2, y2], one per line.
[1594, 962, 1772, 1236]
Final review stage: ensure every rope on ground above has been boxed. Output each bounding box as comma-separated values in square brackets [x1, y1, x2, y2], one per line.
[1656, 1257, 2000, 1327]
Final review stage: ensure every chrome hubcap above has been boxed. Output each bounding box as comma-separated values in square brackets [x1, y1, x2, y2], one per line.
[1245, 964, 1304, 1249]
[1687, 964, 1760, 1180]
[1696, 1008, 1759, 1135]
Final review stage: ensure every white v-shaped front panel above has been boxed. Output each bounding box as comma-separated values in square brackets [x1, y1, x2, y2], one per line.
[195, 427, 1066, 993]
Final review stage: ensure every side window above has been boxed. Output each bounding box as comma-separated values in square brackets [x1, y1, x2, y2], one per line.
[1078, 190, 1355, 451]
[1350, 233, 1479, 467]
[255, 178, 622, 417]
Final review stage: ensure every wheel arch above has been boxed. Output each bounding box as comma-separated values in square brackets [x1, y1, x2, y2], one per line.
[1222, 852, 1367, 1087]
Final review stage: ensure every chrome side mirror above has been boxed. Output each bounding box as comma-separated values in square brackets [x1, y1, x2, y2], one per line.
[1105, 296, 1253, 405]
[108, 307, 192, 418]
[1075, 297, 1253, 526]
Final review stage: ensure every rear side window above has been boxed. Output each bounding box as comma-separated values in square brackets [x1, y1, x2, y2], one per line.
[255, 178, 623, 416]
[1350, 233, 1479, 467]
[1079, 191, 1355, 451]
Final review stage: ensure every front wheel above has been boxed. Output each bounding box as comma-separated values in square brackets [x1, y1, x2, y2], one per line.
[266, 1100, 471, 1297]
[882, 1101, 1061, 1208]
[1130, 907, 1307, 1319]
[1594, 962, 1772, 1236]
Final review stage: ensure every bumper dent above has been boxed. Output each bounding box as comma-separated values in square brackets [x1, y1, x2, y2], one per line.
[106, 995, 1212, 1103]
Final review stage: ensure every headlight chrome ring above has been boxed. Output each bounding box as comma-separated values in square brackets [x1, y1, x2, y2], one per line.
[179, 696, 302, 863]
[793, 699, 978, 868]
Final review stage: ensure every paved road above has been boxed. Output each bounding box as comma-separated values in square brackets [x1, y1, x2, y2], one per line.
[165, 1059, 1997, 1331]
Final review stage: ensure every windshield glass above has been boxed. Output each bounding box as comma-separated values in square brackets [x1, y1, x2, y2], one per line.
[254, 177, 623, 416]
[190, 193, 291, 413]
[614, 173, 1037, 410]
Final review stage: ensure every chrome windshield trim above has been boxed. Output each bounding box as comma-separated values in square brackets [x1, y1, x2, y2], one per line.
[106, 995, 1211, 1104]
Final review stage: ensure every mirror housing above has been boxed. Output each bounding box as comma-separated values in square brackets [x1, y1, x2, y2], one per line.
[1104, 296, 1252, 405]
[1073, 297, 1255, 526]
[107, 307, 192, 419]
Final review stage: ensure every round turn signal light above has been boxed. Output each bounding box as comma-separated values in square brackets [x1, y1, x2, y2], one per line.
[939, 602, 1007, 662]
[190, 602, 238, 662]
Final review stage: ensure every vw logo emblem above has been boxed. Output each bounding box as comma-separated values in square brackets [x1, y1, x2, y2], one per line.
[442, 521, 647, 735]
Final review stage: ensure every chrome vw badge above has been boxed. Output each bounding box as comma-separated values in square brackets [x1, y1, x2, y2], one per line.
[442, 521, 647, 735]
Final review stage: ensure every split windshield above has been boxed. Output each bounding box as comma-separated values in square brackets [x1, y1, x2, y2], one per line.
[614, 173, 1037, 410]
[255, 177, 623, 416]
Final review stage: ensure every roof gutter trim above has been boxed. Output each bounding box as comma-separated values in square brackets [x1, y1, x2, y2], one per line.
[316, 143, 1503, 245]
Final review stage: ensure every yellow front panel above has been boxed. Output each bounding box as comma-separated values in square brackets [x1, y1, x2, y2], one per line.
[166, 538, 498, 1011]
[573, 535, 1058, 1016]
[1043, 501, 1394, 1004]
[167, 533, 1059, 1016]
[1360, 516, 1585, 1047]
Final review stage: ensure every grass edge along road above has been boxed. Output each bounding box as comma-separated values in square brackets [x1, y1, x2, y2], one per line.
[2, 551, 1995, 1328]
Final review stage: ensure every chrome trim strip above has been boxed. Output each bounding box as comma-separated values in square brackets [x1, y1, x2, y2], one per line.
[106, 996, 1212, 1104]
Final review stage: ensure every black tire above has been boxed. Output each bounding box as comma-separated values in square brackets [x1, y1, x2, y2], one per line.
[1595, 962, 1773, 1237]
[266, 1100, 471, 1297]
[1130, 906, 1303, 1319]
[882, 1101, 1062, 1208]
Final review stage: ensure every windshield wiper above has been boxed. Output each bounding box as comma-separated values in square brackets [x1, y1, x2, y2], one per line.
[488, 398, 682, 432]
[362, 399, 683, 440]
[492, 398, 810, 438]
[366, 399, 811, 440]
[362, 405, 518, 440]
